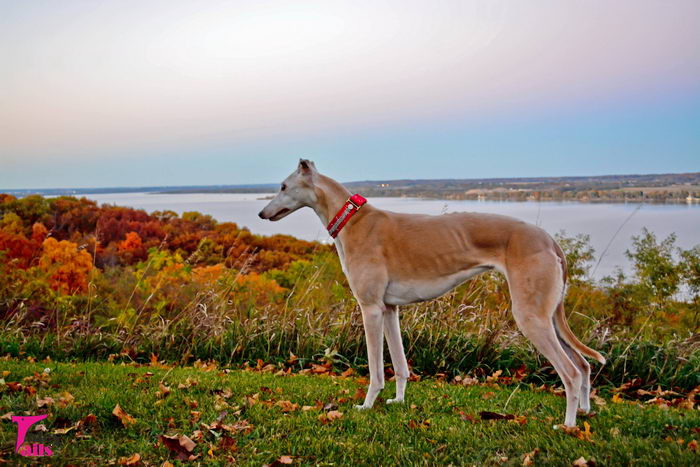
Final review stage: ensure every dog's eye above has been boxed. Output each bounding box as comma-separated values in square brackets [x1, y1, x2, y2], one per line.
[281, 184, 287, 191]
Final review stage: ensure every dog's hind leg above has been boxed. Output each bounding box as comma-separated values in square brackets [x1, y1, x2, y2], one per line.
[555, 320, 592, 412]
[355, 303, 386, 409]
[384, 305, 409, 404]
[507, 254, 582, 426]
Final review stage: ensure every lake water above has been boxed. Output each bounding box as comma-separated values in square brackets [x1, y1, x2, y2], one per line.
[82, 192, 700, 281]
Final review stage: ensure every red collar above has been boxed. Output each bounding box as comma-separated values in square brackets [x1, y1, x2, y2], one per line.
[326, 194, 367, 238]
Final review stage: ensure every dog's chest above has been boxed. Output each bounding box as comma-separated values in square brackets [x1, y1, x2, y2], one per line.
[383, 266, 492, 306]
[334, 239, 349, 275]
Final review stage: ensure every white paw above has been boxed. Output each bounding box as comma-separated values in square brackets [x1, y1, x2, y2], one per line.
[354, 404, 371, 410]
[386, 398, 404, 404]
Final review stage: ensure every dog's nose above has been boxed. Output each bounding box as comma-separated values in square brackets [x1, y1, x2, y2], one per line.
[258, 210, 266, 219]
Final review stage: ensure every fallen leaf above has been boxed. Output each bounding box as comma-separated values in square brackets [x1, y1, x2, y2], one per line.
[458, 411, 478, 423]
[572, 456, 597, 466]
[156, 383, 171, 399]
[323, 402, 338, 411]
[456, 375, 479, 386]
[178, 378, 199, 390]
[486, 370, 503, 384]
[318, 410, 344, 424]
[278, 455, 294, 464]
[58, 391, 75, 408]
[408, 419, 431, 430]
[113, 404, 137, 427]
[352, 387, 366, 401]
[616, 378, 642, 393]
[482, 391, 496, 400]
[53, 425, 77, 435]
[479, 411, 515, 421]
[557, 422, 594, 442]
[276, 400, 300, 412]
[520, 447, 539, 465]
[36, 395, 54, 408]
[80, 413, 98, 428]
[118, 453, 141, 466]
[160, 434, 197, 461]
[219, 435, 237, 452]
[590, 390, 607, 407]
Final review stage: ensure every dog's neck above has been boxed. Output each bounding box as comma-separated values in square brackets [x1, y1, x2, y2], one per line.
[311, 174, 367, 234]
[312, 174, 353, 226]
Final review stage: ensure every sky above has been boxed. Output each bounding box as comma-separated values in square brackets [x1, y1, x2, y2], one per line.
[1, 0, 699, 189]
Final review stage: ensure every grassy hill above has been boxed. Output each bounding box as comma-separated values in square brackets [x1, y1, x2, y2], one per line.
[1, 359, 698, 465]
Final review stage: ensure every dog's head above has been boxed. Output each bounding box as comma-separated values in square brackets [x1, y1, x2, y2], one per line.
[258, 159, 318, 221]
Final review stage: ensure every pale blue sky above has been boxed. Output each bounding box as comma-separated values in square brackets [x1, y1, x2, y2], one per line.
[1, 0, 699, 188]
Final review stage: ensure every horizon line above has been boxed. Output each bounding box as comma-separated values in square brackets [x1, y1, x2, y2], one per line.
[2, 170, 700, 194]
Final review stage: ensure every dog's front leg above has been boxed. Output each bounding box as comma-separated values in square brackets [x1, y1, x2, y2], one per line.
[384, 305, 409, 404]
[355, 304, 385, 410]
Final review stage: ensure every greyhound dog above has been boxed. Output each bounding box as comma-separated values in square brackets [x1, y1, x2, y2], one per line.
[258, 159, 605, 427]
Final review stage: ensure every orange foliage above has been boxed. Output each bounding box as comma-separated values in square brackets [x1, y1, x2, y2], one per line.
[117, 231, 146, 262]
[192, 264, 225, 285]
[119, 231, 143, 251]
[0, 223, 47, 269]
[232, 272, 285, 307]
[0, 230, 35, 268]
[32, 223, 48, 243]
[39, 238, 93, 294]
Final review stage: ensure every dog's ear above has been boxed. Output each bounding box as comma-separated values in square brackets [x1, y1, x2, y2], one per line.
[298, 158, 316, 174]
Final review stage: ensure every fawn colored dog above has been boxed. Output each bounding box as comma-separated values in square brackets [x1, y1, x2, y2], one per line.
[259, 160, 605, 426]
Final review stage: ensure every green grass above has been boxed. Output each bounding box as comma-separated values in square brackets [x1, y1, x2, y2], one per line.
[1, 360, 698, 466]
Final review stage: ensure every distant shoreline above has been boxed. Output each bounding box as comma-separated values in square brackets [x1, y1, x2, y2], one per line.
[3, 171, 699, 204]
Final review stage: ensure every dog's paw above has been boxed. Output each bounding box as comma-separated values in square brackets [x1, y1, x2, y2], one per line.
[386, 398, 404, 405]
[354, 404, 371, 410]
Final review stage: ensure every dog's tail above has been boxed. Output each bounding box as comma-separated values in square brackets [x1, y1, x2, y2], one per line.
[554, 301, 606, 364]
[553, 242, 606, 365]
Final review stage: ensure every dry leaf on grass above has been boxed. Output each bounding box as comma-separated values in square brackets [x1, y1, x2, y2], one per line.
[522, 447, 539, 466]
[36, 396, 54, 408]
[118, 453, 141, 466]
[113, 404, 137, 427]
[572, 456, 597, 466]
[352, 387, 367, 401]
[318, 410, 343, 424]
[160, 434, 197, 461]
[53, 425, 77, 435]
[276, 400, 299, 412]
[407, 419, 431, 430]
[156, 383, 171, 399]
[557, 422, 594, 442]
[479, 411, 514, 421]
